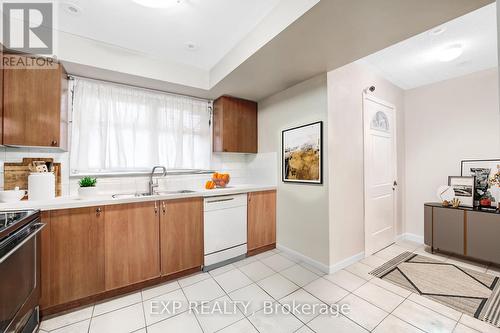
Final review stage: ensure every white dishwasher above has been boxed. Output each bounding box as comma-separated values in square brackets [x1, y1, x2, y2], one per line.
[204, 194, 247, 270]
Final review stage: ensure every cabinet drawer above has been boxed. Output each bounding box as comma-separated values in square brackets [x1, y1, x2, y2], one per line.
[432, 207, 464, 255]
[466, 211, 500, 264]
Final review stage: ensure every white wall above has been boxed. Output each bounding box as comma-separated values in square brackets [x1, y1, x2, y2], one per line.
[0, 148, 258, 195]
[258, 74, 330, 268]
[404, 68, 500, 236]
[327, 62, 405, 266]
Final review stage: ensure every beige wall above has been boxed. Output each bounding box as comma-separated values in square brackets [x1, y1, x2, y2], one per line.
[327, 62, 406, 266]
[258, 74, 330, 268]
[404, 68, 500, 236]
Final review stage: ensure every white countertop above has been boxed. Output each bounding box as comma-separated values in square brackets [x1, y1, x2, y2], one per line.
[0, 184, 276, 211]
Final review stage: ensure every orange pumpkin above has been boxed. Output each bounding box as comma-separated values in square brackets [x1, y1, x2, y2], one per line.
[205, 180, 216, 190]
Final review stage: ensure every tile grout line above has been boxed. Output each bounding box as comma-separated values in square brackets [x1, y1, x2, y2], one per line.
[139, 288, 148, 333]
[46, 247, 496, 333]
[179, 280, 206, 333]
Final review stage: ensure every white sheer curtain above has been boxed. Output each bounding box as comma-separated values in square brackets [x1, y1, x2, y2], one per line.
[70, 78, 211, 174]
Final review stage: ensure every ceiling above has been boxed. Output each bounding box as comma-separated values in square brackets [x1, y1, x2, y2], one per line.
[58, 0, 494, 101]
[58, 0, 281, 70]
[358, 3, 498, 90]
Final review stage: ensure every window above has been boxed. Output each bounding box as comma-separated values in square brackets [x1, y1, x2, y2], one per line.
[70, 78, 211, 174]
[370, 111, 389, 132]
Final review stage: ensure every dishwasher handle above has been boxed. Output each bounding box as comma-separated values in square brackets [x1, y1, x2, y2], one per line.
[205, 198, 235, 204]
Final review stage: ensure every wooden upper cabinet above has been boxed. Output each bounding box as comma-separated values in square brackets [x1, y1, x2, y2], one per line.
[104, 202, 161, 290]
[46, 207, 105, 307]
[213, 96, 257, 153]
[2, 54, 68, 148]
[160, 198, 203, 276]
[248, 190, 276, 252]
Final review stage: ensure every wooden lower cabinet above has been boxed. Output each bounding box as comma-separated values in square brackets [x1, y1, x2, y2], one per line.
[160, 198, 203, 276]
[40, 192, 277, 312]
[248, 190, 276, 252]
[104, 202, 161, 290]
[44, 207, 105, 308]
[39, 211, 51, 309]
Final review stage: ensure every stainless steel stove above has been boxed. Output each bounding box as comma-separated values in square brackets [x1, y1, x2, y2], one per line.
[0, 210, 44, 333]
[0, 211, 36, 234]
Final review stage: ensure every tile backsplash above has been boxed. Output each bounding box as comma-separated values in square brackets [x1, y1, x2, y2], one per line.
[0, 147, 277, 197]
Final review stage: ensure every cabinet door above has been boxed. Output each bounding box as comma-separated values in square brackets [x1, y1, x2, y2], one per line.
[40, 211, 51, 309]
[213, 96, 257, 153]
[432, 207, 464, 255]
[160, 198, 203, 276]
[49, 207, 105, 306]
[3, 54, 63, 147]
[248, 191, 276, 252]
[467, 211, 500, 264]
[105, 202, 160, 290]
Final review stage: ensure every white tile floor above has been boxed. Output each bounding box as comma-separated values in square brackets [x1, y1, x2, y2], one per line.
[39, 242, 500, 333]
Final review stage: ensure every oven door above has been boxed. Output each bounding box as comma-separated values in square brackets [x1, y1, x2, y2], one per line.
[0, 221, 44, 333]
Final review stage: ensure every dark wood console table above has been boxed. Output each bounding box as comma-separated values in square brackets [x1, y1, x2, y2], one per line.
[424, 203, 500, 265]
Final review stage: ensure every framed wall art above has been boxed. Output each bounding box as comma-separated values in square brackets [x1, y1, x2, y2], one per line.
[448, 176, 475, 208]
[282, 121, 323, 184]
[461, 159, 500, 207]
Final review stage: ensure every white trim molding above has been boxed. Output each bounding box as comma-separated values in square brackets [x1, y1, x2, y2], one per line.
[276, 243, 330, 274]
[397, 233, 424, 244]
[277, 243, 365, 275]
[328, 252, 365, 274]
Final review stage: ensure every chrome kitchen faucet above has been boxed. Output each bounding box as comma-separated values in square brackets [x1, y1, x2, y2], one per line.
[149, 166, 167, 195]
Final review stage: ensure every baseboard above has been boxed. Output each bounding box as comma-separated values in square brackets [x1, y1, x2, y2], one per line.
[328, 252, 365, 274]
[398, 233, 424, 244]
[276, 243, 330, 274]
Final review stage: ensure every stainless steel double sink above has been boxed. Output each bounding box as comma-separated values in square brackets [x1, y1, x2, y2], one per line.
[112, 190, 196, 199]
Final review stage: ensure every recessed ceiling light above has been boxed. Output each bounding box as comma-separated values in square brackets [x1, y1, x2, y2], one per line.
[429, 26, 446, 36]
[185, 42, 198, 51]
[132, 0, 183, 9]
[437, 44, 464, 62]
[61, 2, 83, 16]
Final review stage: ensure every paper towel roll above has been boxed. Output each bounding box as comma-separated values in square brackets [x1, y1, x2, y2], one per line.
[28, 172, 55, 201]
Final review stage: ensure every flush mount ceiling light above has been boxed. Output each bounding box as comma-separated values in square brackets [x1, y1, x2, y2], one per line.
[185, 42, 198, 51]
[61, 2, 83, 16]
[429, 26, 446, 36]
[437, 44, 464, 62]
[132, 0, 183, 9]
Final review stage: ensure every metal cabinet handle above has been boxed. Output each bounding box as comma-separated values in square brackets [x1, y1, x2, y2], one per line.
[154, 202, 158, 214]
[162, 202, 166, 214]
[96, 207, 102, 216]
[51, 140, 58, 146]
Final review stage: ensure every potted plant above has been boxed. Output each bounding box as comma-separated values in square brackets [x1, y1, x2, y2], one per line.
[489, 165, 500, 210]
[78, 176, 98, 198]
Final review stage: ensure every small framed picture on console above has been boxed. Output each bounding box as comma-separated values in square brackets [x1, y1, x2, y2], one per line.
[448, 176, 475, 208]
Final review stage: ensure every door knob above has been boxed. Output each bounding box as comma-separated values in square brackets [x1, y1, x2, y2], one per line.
[51, 140, 58, 146]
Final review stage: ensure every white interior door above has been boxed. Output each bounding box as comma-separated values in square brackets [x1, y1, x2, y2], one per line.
[363, 95, 397, 256]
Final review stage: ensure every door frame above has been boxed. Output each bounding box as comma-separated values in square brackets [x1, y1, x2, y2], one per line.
[362, 93, 398, 256]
